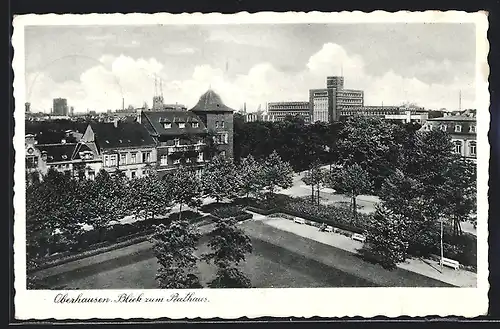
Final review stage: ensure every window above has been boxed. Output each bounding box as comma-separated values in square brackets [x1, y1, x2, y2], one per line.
[470, 125, 476, 133]
[440, 125, 447, 132]
[120, 153, 127, 165]
[173, 159, 180, 165]
[221, 120, 225, 128]
[88, 170, 95, 180]
[104, 155, 109, 167]
[198, 152, 203, 162]
[131, 153, 137, 164]
[110, 155, 117, 166]
[174, 139, 180, 146]
[215, 121, 219, 128]
[142, 152, 151, 163]
[455, 125, 462, 132]
[192, 122, 199, 128]
[163, 123, 172, 129]
[469, 141, 477, 156]
[160, 154, 168, 166]
[224, 133, 228, 144]
[186, 158, 191, 163]
[220, 151, 226, 158]
[131, 171, 136, 179]
[179, 123, 185, 129]
[453, 141, 463, 155]
[26, 156, 38, 169]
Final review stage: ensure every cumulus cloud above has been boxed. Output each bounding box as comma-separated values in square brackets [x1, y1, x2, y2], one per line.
[25, 43, 475, 113]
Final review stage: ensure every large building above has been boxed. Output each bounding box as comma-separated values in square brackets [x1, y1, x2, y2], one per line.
[420, 112, 477, 162]
[189, 89, 235, 159]
[339, 106, 429, 124]
[80, 121, 157, 179]
[53, 98, 68, 116]
[309, 88, 335, 123]
[141, 110, 208, 178]
[267, 101, 311, 123]
[309, 76, 364, 123]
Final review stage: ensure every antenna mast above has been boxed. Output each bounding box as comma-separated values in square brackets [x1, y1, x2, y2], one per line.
[459, 90, 462, 111]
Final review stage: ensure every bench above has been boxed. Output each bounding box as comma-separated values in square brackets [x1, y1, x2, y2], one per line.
[351, 233, 366, 243]
[294, 218, 306, 224]
[440, 257, 460, 270]
[325, 225, 334, 232]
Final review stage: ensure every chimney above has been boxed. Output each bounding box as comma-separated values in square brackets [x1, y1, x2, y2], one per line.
[113, 117, 119, 128]
[61, 138, 66, 144]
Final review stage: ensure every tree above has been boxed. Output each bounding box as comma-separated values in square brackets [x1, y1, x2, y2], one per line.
[128, 174, 172, 220]
[151, 221, 202, 289]
[163, 166, 203, 220]
[237, 155, 264, 199]
[202, 217, 253, 288]
[260, 151, 293, 199]
[202, 154, 240, 203]
[302, 162, 327, 206]
[443, 156, 477, 236]
[362, 205, 409, 269]
[333, 164, 372, 220]
[26, 168, 84, 260]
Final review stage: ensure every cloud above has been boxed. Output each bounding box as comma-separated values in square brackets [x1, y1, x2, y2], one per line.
[163, 46, 197, 55]
[26, 43, 475, 114]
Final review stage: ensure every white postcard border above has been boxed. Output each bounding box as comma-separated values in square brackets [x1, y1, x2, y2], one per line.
[12, 11, 490, 319]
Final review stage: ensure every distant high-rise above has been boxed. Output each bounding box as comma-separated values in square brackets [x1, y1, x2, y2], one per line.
[327, 76, 344, 90]
[70, 106, 75, 116]
[25, 102, 31, 113]
[52, 98, 68, 116]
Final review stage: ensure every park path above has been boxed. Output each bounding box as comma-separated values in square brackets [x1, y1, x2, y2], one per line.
[246, 212, 476, 288]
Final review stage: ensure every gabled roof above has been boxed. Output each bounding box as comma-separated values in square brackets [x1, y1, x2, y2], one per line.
[427, 115, 476, 122]
[189, 89, 234, 113]
[142, 110, 207, 136]
[90, 122, 156, 149]
[71, 142, 97, 160]
[37, 144, 77, 163]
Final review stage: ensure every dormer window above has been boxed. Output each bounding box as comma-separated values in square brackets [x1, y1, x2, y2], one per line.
[163, 123, 172, 129]
[455, 125, 462, 132]
[470, 125, 476, 133]
[192, 122, 199, 128]
[179, 123, 186, 129]
[61, 155, 68, 160]
[440, 125, 447, 131]
[174, 138, 180, 146]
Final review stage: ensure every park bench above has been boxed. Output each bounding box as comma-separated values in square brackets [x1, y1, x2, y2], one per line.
[440, 257, 460, 270]
[294, 218, 306, 224]
[351, 233, 366, 243]
[325, 225, 334, 232]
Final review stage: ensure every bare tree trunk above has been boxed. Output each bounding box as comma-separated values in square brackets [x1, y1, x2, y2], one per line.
[317, 184, 320, 207]
[352, 195, 357, 221]
[311, 185, 315, 204]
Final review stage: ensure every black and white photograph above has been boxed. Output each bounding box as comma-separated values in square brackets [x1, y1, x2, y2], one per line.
[13, 11, 489, 319]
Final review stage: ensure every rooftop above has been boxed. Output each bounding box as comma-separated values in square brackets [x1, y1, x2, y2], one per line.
[427, 115, 477, 122]
[142, 110, 207, 136]
[189, 89, 234, 113]
[89, 122, 156, 149]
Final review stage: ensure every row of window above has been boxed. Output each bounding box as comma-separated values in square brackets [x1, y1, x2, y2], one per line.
[214, 133, 229, 145]
[453, 140, 477, 156]
[104, 151, 152, 167]
[423, 124, 476, 133]
[215, 121, 226, 128]
[159, 152, 204, 166]
[162, 122, 200, 129]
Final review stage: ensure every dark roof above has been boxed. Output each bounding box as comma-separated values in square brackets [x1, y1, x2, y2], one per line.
[142, 110, 207, 136]
[37, 144, 77, 163]
[189, 89, 234, 113]
[427, 115, 476, 122]
[72, 143, 95, 160]
[90, 122, 156, 149]
[25, 121, 88, 144]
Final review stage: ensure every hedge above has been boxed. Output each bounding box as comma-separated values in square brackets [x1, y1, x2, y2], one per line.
[211, 205, 248, 219]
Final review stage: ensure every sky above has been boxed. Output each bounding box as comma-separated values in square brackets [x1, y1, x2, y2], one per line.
[24, 23, 476, 113]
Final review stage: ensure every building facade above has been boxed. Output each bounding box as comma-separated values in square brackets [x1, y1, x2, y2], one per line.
[309, 88, 335, 123]
[189, 89, 235, 159]
[267, 101, 311, 123]
[80, 121, 157, 179]
[420, 114, 477, 162]
[53, 98, 68, 116]
[141, 110, 207, 178]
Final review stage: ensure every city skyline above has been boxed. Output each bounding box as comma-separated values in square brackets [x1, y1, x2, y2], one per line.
[25, 23, 476, 113]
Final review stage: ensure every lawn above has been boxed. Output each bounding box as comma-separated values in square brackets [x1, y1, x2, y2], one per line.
[43, 221, 452, 289]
